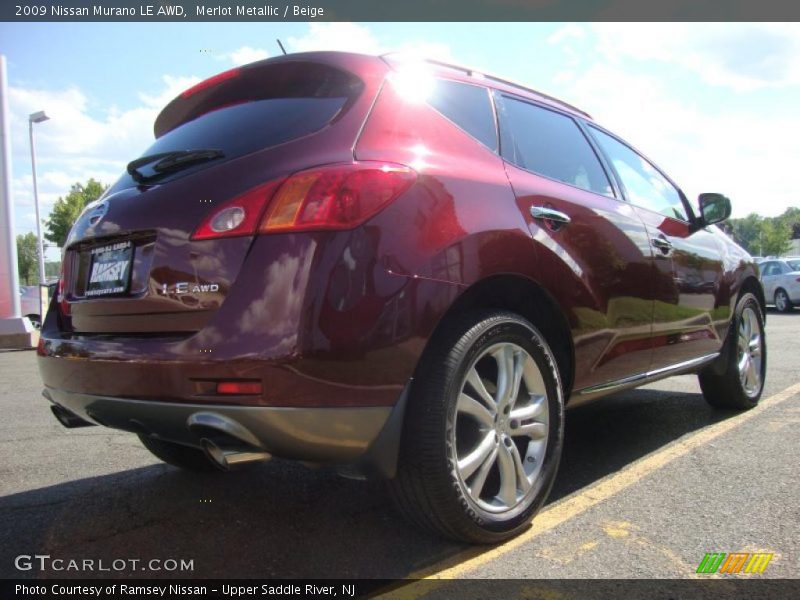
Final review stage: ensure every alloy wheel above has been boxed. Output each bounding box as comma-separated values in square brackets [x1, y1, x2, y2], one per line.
[737, 306, 763, 397]
[452, 342, 549, 513]
[775, 291, 788, 312]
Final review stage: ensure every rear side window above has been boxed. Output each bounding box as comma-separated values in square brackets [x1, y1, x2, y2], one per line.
[589, 127, 688, 221]
[428, 79, 497, 151]
[496, 95, 613, 196]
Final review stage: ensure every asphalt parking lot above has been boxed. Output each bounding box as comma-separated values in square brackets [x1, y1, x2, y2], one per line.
[0, 310, 798, 585]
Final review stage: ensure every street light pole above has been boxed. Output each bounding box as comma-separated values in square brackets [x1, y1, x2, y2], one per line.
[28, 110, 49, 287]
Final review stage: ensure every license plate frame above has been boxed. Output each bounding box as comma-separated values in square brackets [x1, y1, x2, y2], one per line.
[85, 240, 133, 297]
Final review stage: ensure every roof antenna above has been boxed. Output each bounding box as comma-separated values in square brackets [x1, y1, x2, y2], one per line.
[276, 39, 287, 55]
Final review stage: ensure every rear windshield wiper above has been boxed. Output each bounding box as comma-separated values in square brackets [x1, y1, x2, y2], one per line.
[127, 149, 224, 183]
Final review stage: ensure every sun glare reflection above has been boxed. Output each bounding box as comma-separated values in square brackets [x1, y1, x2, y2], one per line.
[389, 64, 436, 104]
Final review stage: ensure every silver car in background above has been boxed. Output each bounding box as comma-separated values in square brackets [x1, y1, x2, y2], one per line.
[19, 286, 42, 328]
[759, 257, 800, 312]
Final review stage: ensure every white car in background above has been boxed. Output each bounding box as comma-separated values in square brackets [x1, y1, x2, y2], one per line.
[19, 286, 42, 328]
[758, 257, 800, 312]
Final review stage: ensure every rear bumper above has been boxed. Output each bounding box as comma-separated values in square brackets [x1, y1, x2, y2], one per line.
[44, 385, 403, 473]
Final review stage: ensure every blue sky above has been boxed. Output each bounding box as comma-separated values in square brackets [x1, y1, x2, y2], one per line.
[2, 22, 800, 258]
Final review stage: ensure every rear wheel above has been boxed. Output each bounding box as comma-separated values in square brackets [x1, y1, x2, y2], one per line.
[774, 289, 793, 313]
[138, 435, 219, 472]
[699, 292, 766, 410]
[390, 310, 564, 544]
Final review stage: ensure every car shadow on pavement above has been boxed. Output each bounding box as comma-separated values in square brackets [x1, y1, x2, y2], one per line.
[0, 387, 738, 580]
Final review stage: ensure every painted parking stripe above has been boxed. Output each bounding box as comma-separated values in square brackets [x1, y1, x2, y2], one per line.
[398, 381, 800, 587]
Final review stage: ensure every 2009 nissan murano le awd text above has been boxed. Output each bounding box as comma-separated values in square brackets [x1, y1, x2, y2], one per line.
[38, 51, 766, 543]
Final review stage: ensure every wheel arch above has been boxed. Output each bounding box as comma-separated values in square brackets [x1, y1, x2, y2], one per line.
[422, 274, 575, 401]
[709, 274, 766, 378]
[739, 275, 766, 317]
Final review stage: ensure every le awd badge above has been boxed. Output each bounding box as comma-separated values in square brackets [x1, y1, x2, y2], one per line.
[159, 282, 220, 295]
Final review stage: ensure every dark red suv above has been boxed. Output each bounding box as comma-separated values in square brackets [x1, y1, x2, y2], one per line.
[38, 51, 766, 543]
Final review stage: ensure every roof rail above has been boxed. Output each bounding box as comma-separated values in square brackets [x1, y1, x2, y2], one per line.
[381, 53, 591, 120]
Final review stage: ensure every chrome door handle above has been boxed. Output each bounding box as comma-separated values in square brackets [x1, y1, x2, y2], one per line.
[530, 206, 571, 224]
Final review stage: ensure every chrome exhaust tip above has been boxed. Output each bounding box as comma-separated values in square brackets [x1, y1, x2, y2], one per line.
[50, 404, 95, 429]
[200, 438, 270, 471]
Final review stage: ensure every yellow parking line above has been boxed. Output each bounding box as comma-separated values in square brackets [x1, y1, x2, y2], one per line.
[400, 381, 800, 586]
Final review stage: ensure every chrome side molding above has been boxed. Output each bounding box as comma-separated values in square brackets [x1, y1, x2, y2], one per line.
[574, 352, 720, 401]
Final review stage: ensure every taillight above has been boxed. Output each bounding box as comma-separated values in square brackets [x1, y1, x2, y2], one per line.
[216, 381, 262, 395]
[191, 163, 416, 241]
[260, 162, 416, 233]
[191, 180, 284, 240]
[58, 258, 71, 316]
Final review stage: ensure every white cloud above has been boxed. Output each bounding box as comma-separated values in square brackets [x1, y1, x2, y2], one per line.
[288, 22, 382, 54]
[138, 74, 201, 109]
[286, 22, 454, 63]
[224, 46, 270, 66]
[547, 23, 585, 45]
[7, 75, 200, 243]
[591, 23, 800, 92]
[393, 41, 455, 63]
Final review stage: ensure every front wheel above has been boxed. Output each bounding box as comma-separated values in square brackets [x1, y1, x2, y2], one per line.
[699, 292, 766, 410]
[390, 310, 565, 544]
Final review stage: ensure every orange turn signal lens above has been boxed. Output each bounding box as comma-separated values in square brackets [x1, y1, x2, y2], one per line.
[260, 162, 416, 233]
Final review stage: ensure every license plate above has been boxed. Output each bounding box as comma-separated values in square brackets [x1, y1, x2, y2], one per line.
[86, 241, 133, 297]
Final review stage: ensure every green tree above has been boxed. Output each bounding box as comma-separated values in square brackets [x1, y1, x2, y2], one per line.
[775, 206, 800, 240]
[16, 232, 39, 285]
[729, 213, 763, 254]
[45, 178, 108, 247]
[760, 219, 792, 257]
[45, 261, 61, 279]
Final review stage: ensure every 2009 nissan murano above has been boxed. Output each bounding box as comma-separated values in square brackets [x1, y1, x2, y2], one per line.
[38, 51, 766, 543]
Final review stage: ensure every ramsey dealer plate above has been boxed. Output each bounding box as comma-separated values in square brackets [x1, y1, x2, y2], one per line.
[86, 240, 133, 297]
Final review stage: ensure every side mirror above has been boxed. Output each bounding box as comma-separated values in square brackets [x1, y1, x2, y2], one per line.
[697, 193, 731, 227]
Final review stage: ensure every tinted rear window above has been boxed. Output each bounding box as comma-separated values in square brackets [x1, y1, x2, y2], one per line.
[428, 79, 497, 150]
[121, 62, 362, 185]
[145, 97, 347, 161]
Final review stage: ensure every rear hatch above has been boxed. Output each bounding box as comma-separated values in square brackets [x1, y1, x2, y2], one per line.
[59, 54, 383, 334]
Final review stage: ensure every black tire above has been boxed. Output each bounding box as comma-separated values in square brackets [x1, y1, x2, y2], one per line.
[389, 310, 565, 544]
[26, 315, 41, 329]
[774, 289, 793, 313]
[699, 292, 766, 410]
[138, 435, 219, 472]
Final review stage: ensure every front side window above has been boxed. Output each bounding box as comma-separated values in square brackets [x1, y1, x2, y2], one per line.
[589, 127, 688, 221]
[496, 95, 613, 197]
